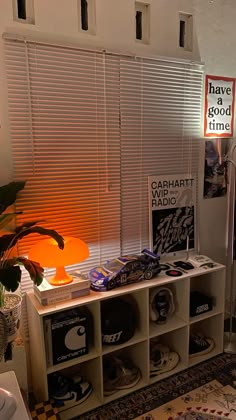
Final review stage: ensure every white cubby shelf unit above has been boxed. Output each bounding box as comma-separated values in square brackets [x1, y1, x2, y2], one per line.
[27, 261, 225, 420]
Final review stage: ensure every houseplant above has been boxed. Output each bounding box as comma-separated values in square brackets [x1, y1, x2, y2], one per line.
[0, 180, 64, 348]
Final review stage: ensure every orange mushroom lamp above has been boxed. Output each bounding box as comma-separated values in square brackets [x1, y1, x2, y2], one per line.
[28, 236, 89, 286]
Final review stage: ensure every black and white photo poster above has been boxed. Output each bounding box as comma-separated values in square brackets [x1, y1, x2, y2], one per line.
[149, 174, 196, 256]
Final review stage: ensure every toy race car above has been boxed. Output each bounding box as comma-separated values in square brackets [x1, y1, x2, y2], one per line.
[89, 249, 161, 292]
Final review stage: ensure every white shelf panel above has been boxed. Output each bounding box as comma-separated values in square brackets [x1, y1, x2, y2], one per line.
[59, 392, 100, 420]
[47, 347, 99, 374]
[149, 360, 187, 384]
[27, 264, 225, 316]
[190, 309, 222, 324]
[102, 334, 147, 355]
[149, 316, 187, 337]
[103, 378, 147, 404]
[188, 348, 221, 368]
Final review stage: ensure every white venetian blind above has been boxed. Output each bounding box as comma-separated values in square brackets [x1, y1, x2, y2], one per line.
[3, 34, 204, 300]
[120, 57, 203, 255]
[4, 36, 121, 296]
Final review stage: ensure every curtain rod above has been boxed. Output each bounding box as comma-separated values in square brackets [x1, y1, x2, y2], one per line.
[2, 31, 204, 69]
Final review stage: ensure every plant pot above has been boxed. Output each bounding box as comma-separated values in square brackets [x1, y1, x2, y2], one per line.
[0, 294, 22, 343]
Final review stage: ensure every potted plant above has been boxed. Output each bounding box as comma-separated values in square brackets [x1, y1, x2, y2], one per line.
[0, 180, 64, 348]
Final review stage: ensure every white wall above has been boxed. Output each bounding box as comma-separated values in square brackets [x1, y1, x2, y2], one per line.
[194, 0, 236, 264]
[0, 0, 234, 264]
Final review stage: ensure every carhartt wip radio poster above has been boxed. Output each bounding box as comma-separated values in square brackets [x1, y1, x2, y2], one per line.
[148, 174, 196, 256]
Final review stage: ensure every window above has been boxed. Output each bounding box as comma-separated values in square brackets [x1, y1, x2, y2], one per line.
[135, 2, 150, 44]
[12, 0, 35, 24]
[136, 10, 143, 40]
[78, 0, 96, 34]
[81, 0, 88, 31]
[179, 13, 193, 51]
[4, 35, 203, 336]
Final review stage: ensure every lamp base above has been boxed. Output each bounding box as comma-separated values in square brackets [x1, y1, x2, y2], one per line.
[48, 267, 73, 286]
[48, 276, 73, 286]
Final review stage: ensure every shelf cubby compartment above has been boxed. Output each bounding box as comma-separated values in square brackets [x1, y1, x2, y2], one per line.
[149, 326, 188, 383]
[190, 269, 225, 322]
[102, 341, 148, 403]
[55, 357, 102, 420]
[149, 279, 188, 338]
[101, 291, 148, 355]
[189, 314, 224, 367]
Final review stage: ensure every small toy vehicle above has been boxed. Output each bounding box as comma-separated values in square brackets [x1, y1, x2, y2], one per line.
[89, 249, 161, 291]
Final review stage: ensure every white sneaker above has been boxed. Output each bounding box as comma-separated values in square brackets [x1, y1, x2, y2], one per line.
[150, 342, 179, 377]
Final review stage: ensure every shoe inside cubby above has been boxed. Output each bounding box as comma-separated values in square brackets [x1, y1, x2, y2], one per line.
[189, 314, 224, 366]
[149, 327, 188, 382]
[47, 357, 102, 416]
[101, 291, 147, 354]
[149, 279, 188, 337]
[190, 270, 225, 319]
[102, 340, 147, 402]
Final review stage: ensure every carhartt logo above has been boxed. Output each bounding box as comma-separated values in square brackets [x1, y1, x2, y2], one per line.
[102, 330, 122, 343]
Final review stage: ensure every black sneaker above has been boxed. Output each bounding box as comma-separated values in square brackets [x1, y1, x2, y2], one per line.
[189, 333, 214, 358]
[48, 373, 92, 408]
[51, 380, 92, 408]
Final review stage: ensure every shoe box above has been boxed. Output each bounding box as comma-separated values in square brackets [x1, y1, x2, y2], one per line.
[44, 306, 92, 366]
[190, 291, 213, 317]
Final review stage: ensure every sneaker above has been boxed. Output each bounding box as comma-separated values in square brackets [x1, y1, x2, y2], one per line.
[150, 340, 170, 357]
[48, 373, 92, 408]
[51, 381, 93, 408]
[103, 356, 141, 395]
[150, 342, 179, 377]
[189, 333, 214, 358]
[48, 373, 71, 398]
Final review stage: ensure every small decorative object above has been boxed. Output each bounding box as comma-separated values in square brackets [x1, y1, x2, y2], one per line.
[89, 248, 160, 292]
[0, 181, 64, 355]
[28, 236, 89, 286]
[190, 291, 213, 317]
[149, 287, 175, 324]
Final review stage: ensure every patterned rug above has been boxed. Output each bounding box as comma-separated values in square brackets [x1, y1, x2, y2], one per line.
[74, 353, 236, 420]
[134, 379, 235, 419]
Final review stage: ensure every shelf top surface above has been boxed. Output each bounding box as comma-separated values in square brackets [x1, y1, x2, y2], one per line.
[27, 257, 225, 316]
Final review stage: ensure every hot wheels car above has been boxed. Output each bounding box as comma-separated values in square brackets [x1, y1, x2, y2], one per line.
[89, 249, 161, 291]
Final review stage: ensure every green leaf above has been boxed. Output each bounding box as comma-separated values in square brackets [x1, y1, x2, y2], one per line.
[15, 220, 46, 231]
[0, 233, 17, 254]
[0, 265, 22, 292]
[16, 257, 44, 286]
[22, 226, 64, 249]
[0, 225, 64, 253]
[0, 181, 26, 214]
[0, 213, 17, 230]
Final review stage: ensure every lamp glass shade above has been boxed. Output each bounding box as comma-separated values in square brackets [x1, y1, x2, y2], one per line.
[28, 236, 89, 286]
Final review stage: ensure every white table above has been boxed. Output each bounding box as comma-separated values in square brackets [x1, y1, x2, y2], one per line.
[0, 370, 30, 419]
